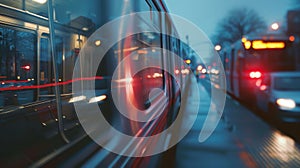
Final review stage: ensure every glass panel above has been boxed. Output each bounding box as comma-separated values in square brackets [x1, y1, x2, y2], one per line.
[39, 36, 63, 99]
[39, 37, 52, 97]
[0, 26, 36, 108]
[0, 0, 48, 17]
[274, 77, 300, 91]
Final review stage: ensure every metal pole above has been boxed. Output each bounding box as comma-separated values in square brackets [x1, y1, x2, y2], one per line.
[47, 0, 69, 143]
[296, 35, 300, 70]
[36, 32, 40, 101]
[22, 0, 26, 10]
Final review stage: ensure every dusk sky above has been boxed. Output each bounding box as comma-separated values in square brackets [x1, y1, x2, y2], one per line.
[165, 0, 297, 39]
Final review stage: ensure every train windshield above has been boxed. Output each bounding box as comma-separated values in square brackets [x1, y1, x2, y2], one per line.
[244, 42, 295, 72]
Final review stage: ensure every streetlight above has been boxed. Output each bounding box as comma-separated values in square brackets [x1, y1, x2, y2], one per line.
[214, 45, 222, 51]
[185, 59, 191, 65]
[271, 22, 279, 31]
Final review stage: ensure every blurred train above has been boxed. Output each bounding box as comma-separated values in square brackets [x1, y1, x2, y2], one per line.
[219, 34, 299, 103]
[0, 0, 190, 167]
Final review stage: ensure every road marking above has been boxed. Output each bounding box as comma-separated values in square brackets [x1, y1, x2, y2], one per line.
[239, 151, 257, 168]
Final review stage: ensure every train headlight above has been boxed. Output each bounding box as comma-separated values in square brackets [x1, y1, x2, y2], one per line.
[276, 98, 296, 110]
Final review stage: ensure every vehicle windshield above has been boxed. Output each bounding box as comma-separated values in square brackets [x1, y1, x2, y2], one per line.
[274, 76, 300, 91]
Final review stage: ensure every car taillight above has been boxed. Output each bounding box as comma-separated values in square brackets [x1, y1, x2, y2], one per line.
[249, 71, 262, 79]
[256, 79, 262, 87]
[259, 85, 267, 91]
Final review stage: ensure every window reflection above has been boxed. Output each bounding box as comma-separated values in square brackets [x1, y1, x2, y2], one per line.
[0, 26, 36, 107]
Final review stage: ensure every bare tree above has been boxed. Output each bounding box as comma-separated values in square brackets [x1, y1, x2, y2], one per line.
[294, 0, 300, 5]
[213, 7, 267, 47]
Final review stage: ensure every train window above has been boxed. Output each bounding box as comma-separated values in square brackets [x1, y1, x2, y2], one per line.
[1, 0, 48, 17]
[38, 36, 64, 99]
[154, 13, 161, 31]
[0, 26, 36, 108]
[0, 0, 23, 10]
[136, 0, 153, 24]
[53, 1, 101, 31]
[39, 38, 52, 98]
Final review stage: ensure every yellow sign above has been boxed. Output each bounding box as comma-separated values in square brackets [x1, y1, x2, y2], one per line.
[252, 40, 285, 49]
[244, 41, 252, 49]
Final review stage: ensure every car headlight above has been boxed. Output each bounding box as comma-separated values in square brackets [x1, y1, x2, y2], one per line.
[276, 98, 296, 110]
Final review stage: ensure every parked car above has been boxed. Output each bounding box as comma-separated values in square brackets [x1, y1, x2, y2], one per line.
[256, 72, 300, 122]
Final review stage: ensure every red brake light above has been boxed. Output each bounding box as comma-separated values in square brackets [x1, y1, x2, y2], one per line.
[249, 71, 261, 79]
[256, 79, 262, 87]
[260, 85, 267, 91]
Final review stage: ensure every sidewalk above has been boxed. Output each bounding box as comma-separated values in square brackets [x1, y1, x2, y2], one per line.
[175, 81, 246, 168]
[174, 80, 300, 167]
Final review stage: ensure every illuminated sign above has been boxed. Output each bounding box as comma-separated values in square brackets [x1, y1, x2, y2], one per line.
[243, 41, 252, 49]
[185, 59, 191, 64]
[252, 40, 285, 49]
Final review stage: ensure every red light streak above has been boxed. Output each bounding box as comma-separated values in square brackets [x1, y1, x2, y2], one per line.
[0, 76, 104, 91]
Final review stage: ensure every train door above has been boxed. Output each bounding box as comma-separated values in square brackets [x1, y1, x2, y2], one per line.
[232, 46, 248, 99]
[223, 51, 232, 94]
[231, 48, 240, 98]
[236, 49, 245, 99]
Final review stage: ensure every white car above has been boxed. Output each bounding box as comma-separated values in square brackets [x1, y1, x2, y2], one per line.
[256, 72, 300, 123]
